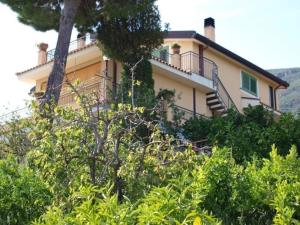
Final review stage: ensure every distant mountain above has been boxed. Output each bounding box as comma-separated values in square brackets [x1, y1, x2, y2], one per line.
[269, 68, 300, 113]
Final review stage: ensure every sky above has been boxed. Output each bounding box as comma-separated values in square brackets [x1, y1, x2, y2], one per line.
[0, 0, 299, 111]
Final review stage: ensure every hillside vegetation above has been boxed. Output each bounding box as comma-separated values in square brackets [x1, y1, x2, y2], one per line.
[0, 95, 300, 224]
[270, 68, 300, 113]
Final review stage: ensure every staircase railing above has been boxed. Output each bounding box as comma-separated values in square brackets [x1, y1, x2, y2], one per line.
[212, 66, 238, 111]
[151, 48, 238, 112]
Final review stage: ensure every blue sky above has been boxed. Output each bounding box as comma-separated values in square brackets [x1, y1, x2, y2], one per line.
[0, 0, 299, 111]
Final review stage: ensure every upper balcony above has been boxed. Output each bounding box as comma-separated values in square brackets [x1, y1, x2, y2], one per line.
[17, 34, 101, 83]
[150, 49, 216, 93]
[46, 34, 97, 63]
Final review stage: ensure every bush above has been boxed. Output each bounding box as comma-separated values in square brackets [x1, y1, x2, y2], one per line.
[182, 106, 300, 162]
[193, 146, 300, 225]
[0, 156, 52, 225]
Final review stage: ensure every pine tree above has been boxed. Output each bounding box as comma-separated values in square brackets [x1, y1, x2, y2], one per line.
[0, 0, 163, 105]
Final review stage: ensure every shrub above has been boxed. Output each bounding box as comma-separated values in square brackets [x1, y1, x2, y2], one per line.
[0, 156, 52, 225]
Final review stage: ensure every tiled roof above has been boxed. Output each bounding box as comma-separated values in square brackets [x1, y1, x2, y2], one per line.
[165, 31, 289, 88]
[16, 41, 98, 75]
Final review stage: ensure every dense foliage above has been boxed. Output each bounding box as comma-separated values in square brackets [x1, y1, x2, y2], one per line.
[0, 157, 52, 225]
[183, 105, 300, 163]
[0, 98, 299, 224]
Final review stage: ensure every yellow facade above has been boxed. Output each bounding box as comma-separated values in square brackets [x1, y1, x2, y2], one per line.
[17, 29, 287, 118]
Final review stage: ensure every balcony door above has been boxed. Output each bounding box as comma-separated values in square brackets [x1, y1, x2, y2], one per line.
[269, 86, 275, 109]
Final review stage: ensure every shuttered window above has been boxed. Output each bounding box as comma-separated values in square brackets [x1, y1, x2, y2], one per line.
[241, 71, 258, 96]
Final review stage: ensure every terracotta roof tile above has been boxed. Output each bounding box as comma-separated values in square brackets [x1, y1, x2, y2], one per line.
[16, 41, 98, 75]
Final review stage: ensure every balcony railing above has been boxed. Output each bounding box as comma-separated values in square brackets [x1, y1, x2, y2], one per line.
[260, 102, 282, 116]
[47, 33, 97, 62]
[151, 50, 217, 81]
[58, 76, 107, 106]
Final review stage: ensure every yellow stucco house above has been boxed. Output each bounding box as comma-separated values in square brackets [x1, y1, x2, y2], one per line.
[16, 18, 288, 119]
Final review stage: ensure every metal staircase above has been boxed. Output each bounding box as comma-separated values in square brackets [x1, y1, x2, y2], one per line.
[206, 69, 238, 115]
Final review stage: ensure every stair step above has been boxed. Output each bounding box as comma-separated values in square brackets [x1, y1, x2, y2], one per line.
[207, 101, 221, 107]
[206, 96, 219, 102]
[206, 94, 217, 99]
[210, 105, 225, 111]
[206, 92, 216, 96]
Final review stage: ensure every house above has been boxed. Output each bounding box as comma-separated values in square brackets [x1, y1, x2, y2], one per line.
[16, 18, 289, 119]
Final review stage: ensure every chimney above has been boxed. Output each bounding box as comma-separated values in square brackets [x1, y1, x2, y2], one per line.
[204, 17, 215, 42]
[77, 33, 86, 49]
[37, 43, 48, 65]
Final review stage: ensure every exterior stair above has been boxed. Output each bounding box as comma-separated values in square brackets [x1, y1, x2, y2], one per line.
[206, 92, 226, 114]
[206, 75, 238, 115]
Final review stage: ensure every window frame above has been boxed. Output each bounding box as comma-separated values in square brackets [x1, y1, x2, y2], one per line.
[240, 71, 259, 97]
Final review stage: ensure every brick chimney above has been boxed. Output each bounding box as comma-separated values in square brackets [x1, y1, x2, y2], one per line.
[37, 43, 48, 65]
[77, 33, 86, 48]
[204, 17, 215, 42]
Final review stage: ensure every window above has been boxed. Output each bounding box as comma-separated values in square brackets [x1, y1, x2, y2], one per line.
[241, 71, 258, 96]
[152, 46, 169, 63]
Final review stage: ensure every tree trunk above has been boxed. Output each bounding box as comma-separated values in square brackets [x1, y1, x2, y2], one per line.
[43, 0, 81, 105]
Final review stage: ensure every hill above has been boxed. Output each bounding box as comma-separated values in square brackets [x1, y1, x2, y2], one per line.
[269, 68, 300, 113]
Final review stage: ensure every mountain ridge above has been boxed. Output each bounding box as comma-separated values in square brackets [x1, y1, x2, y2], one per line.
[269, 67, 300, 113]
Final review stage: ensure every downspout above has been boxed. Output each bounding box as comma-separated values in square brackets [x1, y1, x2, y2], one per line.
[193, 88, 196, 117]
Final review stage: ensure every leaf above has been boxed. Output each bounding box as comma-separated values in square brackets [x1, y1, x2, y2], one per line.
[193, 216, 202, 225]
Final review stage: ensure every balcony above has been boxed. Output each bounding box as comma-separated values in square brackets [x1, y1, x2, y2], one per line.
[34, 76, 108, 107]
[150, 50, 216, 93]
[241, 97, 281, 117]
[46, 34, 97, 63]
[58, 76, 107, 107]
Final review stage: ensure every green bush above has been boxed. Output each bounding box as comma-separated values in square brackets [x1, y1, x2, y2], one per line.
[182, 106, 300, 162]
[193, 146, 300, 225]
[0, 156, 52, 225]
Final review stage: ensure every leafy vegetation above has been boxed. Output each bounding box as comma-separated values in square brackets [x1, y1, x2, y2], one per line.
[183, 106, 300, 163]
[0, 157, 52, 225]
[0, 93, 300, 224]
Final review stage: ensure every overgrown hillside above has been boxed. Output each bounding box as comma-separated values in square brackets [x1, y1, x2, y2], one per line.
[269, 68, 300, 113]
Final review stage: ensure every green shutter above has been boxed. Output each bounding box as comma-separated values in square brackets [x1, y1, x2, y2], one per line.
[250, 77, 257, 95]
[241, 71, 257, 96]
[242, 72, 250, 90]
